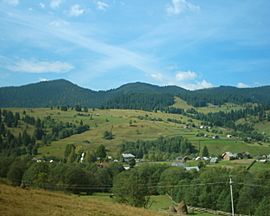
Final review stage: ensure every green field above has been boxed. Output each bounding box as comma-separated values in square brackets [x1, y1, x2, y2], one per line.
[6, 108, 270, 159]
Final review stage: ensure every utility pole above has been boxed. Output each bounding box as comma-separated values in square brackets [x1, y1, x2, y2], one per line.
[229, 176, 235, 216]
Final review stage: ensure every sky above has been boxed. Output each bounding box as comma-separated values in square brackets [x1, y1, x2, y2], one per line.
[0, 0, 270, 90]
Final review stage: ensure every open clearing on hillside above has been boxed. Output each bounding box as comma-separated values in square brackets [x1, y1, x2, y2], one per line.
[172, 97, 246, 114]
[7, 108, 270, 159]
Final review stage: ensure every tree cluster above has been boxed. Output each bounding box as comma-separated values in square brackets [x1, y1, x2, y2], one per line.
[121, 136, 196, 160]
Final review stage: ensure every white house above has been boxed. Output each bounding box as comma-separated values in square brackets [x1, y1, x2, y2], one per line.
[122, 153, 135, 162]
[185, 166, 200, 172]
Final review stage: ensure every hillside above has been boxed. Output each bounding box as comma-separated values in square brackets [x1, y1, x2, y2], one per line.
[0, 79, 103, 108]
[0, 79, 270, 109]
[3, 108, 270, 159]
[0, 183, 163, 216]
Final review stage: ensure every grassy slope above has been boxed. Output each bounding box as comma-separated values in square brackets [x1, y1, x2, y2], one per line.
[8, 108, 200, 158]
[172, 96, 246, 114]
[6, 108, 270, 158]
[0, 183, 163, 216]
[0, 183, 216, 216]
[254, 120, 270, 136]
[171, 97, 193, 110]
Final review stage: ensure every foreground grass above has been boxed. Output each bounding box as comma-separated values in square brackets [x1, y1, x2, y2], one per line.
[86, 193, 216, 216]
[0, 184, 165, 216]
[0, 183, 217, 216]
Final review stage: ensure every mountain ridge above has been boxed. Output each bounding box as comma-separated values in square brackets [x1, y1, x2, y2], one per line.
[0, 79, 270, 108]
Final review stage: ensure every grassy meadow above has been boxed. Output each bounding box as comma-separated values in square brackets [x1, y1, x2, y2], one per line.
[0, 183, 164, 216]
[0, 183, 217, 216]
[6, 107, 270, 159]
[172, 97, 246, 114]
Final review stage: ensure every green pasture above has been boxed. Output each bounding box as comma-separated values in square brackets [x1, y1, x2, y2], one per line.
[5, 108, 270, 159]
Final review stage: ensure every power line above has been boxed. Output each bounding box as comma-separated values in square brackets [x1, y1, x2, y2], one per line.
[236, 183, 270, 189]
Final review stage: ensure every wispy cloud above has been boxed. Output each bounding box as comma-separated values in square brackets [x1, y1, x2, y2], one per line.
[0, 9, 164, 83]
[3, 0, 19, 6]
[166, 0, 200, 16]
[96, 1, 109, 11]
[175, 71, 197, 81]
[237, 82, 249, 88]
[50, 0, 62, 9]
[69, 5, 85, 17]
[150, 72, 164, 81]
[7, 59, 73, 74]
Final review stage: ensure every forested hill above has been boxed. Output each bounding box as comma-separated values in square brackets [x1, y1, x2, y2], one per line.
[0, 80, 188, 109]
[0, 79, 103, 108]
[0, 79, 270, 109]
[181, 86, 270, 107]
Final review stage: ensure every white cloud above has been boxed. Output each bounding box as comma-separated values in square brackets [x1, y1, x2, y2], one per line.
[178, 80, 214, 90]
[166, 0, 200, 16]
[8, 59, 73, 74]
[69, 4, 85, 17]
[237, 82, 249, 88]
[96, 1, 109, 11]
[39, 78, 49, 82]
[150, 73, 164, 81]
[3, 0, 19, 6]
[175, 71, 197, 81]
[148, 70, 213, 90]
[50, 0, 62, 9]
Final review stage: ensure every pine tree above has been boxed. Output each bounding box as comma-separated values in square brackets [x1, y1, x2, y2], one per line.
[202, 146, 209, 157]
[96, 145, 107, 159]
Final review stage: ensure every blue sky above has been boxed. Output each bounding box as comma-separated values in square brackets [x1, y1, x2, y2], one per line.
[0, 0, 270, 90]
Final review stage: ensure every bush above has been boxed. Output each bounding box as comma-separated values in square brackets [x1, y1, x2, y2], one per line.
[64, 166, 93, 194]
[7, 159, 28, 186]
[112, 170, 149, 207]
[23, 162, 50, 188]
[103, 131, 113, 140]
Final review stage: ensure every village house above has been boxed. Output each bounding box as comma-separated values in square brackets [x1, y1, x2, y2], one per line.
[212, 135, 219, 139]
[171, 162, 186, 168]
[195, 156, 201, 161]
[227, 134, 232, 138]
[210, 157, 219, 164]
[237, 152, 252, 159]
[122, 153, 135, 163]
[222, 152, 238, 160]
[202, 156, 209, 161]
[185, 166, 200, 172]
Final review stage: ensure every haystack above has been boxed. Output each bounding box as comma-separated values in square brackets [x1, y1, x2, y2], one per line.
[169, 206, 177, 213]
[176, 201, 188, 215]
